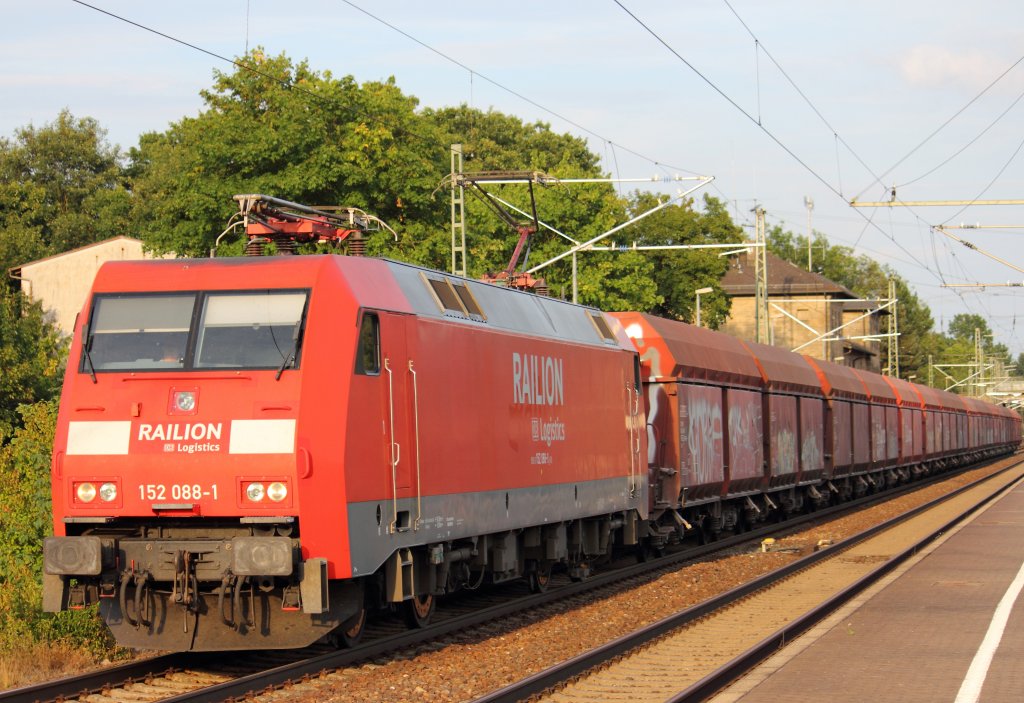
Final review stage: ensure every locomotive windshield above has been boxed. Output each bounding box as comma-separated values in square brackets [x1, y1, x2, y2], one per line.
[194, 292, 307, 369]
[82, 290, 309, 373]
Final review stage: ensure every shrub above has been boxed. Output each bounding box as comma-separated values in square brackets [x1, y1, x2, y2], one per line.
[0, 401, 118, 673]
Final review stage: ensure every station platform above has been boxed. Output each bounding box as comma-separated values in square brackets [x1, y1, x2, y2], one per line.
[713, 475, 1024, 703]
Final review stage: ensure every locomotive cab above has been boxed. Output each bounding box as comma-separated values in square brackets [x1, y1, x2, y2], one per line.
[44, 259, 365, 650]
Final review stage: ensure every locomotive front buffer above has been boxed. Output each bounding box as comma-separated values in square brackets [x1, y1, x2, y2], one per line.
[43, 530, 344, 650]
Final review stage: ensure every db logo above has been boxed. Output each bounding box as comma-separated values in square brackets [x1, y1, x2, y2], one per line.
[163, 443, 175, 453]
[531, 418, 540, 441]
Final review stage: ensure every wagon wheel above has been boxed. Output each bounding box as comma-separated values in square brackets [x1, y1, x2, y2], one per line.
[336, 607, 367, 648]
[527, 562, 552, 594]
[403, 593, 435, 629]
[636, 542, 663, 563]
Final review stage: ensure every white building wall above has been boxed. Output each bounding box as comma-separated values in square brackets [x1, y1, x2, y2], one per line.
[17, 237, 168, 335]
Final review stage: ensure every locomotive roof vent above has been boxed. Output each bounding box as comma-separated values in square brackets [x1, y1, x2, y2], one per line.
[421, 273, 487, 322]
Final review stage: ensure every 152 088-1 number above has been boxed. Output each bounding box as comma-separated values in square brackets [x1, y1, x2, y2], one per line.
[139, 484, 219, 501]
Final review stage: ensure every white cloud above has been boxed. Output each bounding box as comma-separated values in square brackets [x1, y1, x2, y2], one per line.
[899, 45, 1011, 90]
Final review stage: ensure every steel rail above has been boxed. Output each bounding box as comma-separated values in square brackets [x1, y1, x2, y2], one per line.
[3, 453, 1013, 703]
[670, 462, 1024, 702]
[0, 653, 210, 703]
[473, 456, 1023, 703]
[159, 459, 1013, 702]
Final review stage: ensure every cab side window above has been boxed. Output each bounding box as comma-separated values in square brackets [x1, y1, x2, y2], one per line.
[355, 312, 380, 375]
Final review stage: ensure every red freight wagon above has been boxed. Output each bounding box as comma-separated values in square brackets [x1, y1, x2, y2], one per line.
[961, 396, 980, 451]
[936, 388, 964, 454]
[852, 369, 899, 471]
[948, 393, 970, 452]
[914, 383, 946, 461]
[1002, 403, 1023, 447]
[610, 313, 764, 505]
[882, 375, 925, 470]
[742, 341, 825, 498]
[45, 254, 647, 650]
[983, 400, 1003, 448]
[967, 397, 999, 451]
[802, 356, 871, 479]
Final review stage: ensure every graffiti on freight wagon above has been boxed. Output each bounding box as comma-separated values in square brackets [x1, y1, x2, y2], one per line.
[728, 395, 762, 480]
[681, 388, 723, 485]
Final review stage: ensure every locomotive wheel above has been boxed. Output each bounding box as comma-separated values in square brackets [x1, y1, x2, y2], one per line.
[527, 563, 552, 593]
[403, 593, 435, 629]
[337, 607, 367, 648]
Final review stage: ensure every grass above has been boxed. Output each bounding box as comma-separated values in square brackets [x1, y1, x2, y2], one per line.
[0, 641, 111, 690]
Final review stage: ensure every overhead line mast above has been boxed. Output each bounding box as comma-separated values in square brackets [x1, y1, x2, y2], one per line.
[445, 147, 714, 294]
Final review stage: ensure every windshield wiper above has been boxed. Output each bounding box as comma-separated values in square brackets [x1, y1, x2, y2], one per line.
[83, 335, 98, 384]
[275, 350, 295, 381]
[275, 323, 302, 381]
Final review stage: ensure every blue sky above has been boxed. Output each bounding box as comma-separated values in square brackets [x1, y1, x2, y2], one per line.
[6, 1, 1024, 359]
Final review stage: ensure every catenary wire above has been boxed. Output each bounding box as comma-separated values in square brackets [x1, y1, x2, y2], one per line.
[637, 0, 1017, 351]
[940, 129, 1024, 226]
[722, 0, 888, 199]
[896, 85, 1024, 189]
[337, 0, 704, 178]
[72, 0, 705, 183]
[851, 51, 1024, 201]
[69, 0, 443, 149]
[613, 1, 949, 288]
[74, 0, 1002, 343]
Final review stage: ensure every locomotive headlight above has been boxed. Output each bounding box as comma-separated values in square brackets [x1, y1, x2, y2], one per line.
[246, 482, 265, 502]
[98, 482, 118, 502]
[174, 391, 196, 412]
[267, 481, 288, 502]
[76, 482, 97, 503]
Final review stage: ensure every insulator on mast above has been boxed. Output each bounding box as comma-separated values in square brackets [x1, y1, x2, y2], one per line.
[244, 238, 270, 256]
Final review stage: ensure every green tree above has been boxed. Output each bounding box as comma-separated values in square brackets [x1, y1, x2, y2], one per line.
[1013, 352, 1024, 377]
[424, 105, 656, 308]
[947, 313, 990, 342]
[0, 402, 57, 570]
[128, 51, 665, 309]
[619, 193, 739, 326]
[0, 110, 131, 273]
[130, 50, 446, 259]
[0, 291, 67, 441]
[427, 106, 616, 270]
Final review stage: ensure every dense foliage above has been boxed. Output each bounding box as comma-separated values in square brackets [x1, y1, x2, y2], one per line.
[0, 402, 114, 659]
[0, 292, 66, 441]
[0, 110, 131, 275]
[127, 50, 725, 317]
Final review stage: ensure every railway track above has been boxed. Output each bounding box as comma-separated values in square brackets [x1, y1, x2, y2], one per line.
[3, 456, 1017, 703]
[476, 456, 1024, 703]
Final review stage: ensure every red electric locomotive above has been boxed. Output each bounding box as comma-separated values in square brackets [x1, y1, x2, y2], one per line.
[43, 197, 647, 650]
